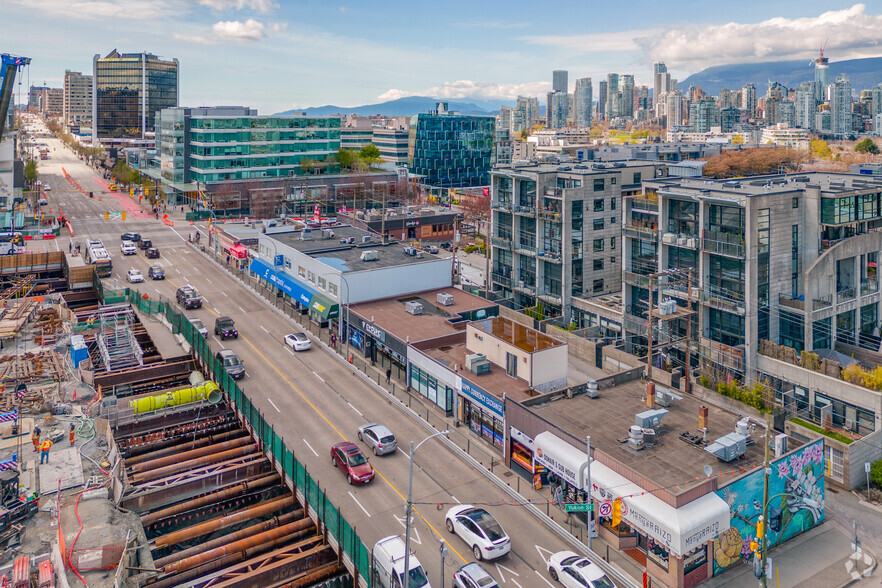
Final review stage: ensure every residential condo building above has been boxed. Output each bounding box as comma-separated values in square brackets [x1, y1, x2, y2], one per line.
[63, 70, 92, 126]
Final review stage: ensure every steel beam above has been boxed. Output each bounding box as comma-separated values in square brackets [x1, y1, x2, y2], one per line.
[131, 443, 258, 483]
[128, 437, 253, 473]
[124, 430, 245, 466]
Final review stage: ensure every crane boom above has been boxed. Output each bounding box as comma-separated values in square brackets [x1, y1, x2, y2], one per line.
[0, 54, 32, 142]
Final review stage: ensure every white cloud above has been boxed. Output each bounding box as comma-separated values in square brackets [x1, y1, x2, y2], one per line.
[638, 3, 882, 70]
[7, 0, 175, 20]
[520, 30, 655, 52]
[378, 80, 550, 102]
[175, 18, 284, 44]
[193, 0, 276, 13]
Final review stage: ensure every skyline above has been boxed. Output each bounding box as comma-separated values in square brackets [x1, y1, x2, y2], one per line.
[6, 1, 882, 114]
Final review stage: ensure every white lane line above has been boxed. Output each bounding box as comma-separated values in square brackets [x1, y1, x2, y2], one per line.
[205, 278, 212, 284]
[451, 495, 461, 503]
[221, 291, 228, 297]
[238, 305, 246, 313]
[346, 402, 360, 414]
[313, 371, 325, 383]
[268, 398, 281, 413]
[348, 491, 371, 517]
[52, 239, 59, 252]
[212, 335, 225, 348]
[302, 438, 319, 457]
[285, 347, 295, 356]
[398, 448, 409, 458]
[533, 571, 555, 587]
[167, 226, 186, 241]
[260, 325, 270, 333]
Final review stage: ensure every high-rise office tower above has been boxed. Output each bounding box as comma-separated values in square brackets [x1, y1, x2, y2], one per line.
[741, 83, 757, 116]
[814, 48, 830, 103]
[830, 73, 853, 138]
[870, 84, 882, 118]
[92, 49, 179, 142]
[719, 89, 735, 110]
[635, 86, 650, 120]
[653, 62, 667, 100]
[63, 70, 92, 126]
[621, 75, 635, 118]
[598, 80, 608, 120]
[513, 95, 540, 132]
[606, 74, 620, 119]
[573, 77, 592, 128]
[549, 91, 569, 129]
[553, 70, 568, 94]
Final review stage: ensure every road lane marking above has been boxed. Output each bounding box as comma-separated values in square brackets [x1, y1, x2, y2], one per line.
[398, 448, 409, 458]
[268, 398, 281, 413]
[205, 278, 212, 284]
[533, 570, 555, 587]
[346, 402, 360, 415]
[451, 495, 461, 503]
[238, 305, 246, 313]
[285, 347, 295, 356]
[313, 371, 325, 383]
[221, 291, 228, 297]
[260, 325, 270, 333]
[212, 336, 225, 348]
[302, 438, 319, 457]
[348, 491, 371, 517]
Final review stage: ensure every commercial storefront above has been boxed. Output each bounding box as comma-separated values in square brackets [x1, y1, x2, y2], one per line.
[407, 347, 456, 415]
[348, 314, 409, 384]
[309, 293, 339, 326]
[459, 379, 504, 449]
[249, 257, 316, 309]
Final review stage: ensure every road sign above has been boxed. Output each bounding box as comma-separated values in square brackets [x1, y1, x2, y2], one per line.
[865, 462, 871, 473]
[598, 500, 612, 517]
[564, 503, 594, 512]
[274, 254, 284, 267]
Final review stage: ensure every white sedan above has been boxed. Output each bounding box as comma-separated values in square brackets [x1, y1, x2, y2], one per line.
[445, 505, 510, 561]
[283, 332, 311, 351]
[126, 269, 144, 283]
[548, 551, 616, 588]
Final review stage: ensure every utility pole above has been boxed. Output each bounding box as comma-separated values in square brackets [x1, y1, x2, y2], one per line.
[646, 275, 655, 379]
[760, 417, 771, 588]
[586, 436, 593, 551]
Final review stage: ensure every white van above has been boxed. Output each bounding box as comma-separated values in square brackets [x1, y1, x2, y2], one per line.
[372, 535, 431, 588]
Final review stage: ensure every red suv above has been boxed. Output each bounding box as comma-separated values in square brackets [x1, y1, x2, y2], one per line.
[331, 442, 375, 485]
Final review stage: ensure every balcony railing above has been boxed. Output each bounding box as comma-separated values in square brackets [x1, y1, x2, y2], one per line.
[812, 294, 832, 310]
[861, 279, 879, 296]
[701, 230, 745, 258]
[490, 236, 512, 250]
[630, 197, 659, 213]
[623, 314, 648, 337]
[491, 272, 512, 287]
[544, 187, 564, 198]
[515, 242, 536, 255]
[778, 293, 805, 311]
[837, 287, 856, 303]
[537, 209, 563, 221]
[513, 280, 536, 293]
[513, 205, 535, 216]
[623, 225, 659, 242]
[538, 250, 562, 263]
[492, 200, 512, 211]
[623, 271, 651, 288]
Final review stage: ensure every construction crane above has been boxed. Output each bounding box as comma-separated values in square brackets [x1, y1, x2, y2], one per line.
[0, 54, 31, 142]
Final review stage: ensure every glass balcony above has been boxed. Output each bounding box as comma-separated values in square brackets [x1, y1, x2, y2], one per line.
[861, 279, 879, 296]
[623, 225, 659, 242]
[492, 200, 512, 211]
[491, 272, 512, 287]
[629, 197, 659, 213]
[537, 208, 562, 221]
[623, 271, 651, 288]
[837, 287, 856, 303]
[701, 230, 745, 258]
[490, 236, 512, 250]
[778, 294, 805, 311]
[512, 205, 535, 216]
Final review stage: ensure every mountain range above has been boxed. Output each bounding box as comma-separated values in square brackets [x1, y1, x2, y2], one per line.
[275, 56, 882, 117]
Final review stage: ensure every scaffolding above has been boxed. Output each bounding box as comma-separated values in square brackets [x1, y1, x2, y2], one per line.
[95, 304, 143, 372]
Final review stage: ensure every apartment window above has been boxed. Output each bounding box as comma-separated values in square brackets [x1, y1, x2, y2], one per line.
[328, 282, 338, 297]
[611, 177, 617, 185]
[593, 279, 604, 293]
[633, 172, 642, 184]
[593, 238, 604, 252]
[611, 198, 616, 210]
[610, 256, 616, 265]
[318, 277, 327, 290]
[610, 236, 616, 250]
[593, 258, 604, 271]
[792, 197, 799, 209]
[284, 259, 292, 269]
[594, 198, 604, 212]
[594, 218, 605, 231]
[594, 178, 605, 192]
[610, 216, 617, 225]
[307, 271, 316, 284]
[298, 266, 306, 278]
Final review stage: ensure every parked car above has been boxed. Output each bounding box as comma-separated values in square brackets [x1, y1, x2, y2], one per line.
[547, 551, 616, 588]
[120, 240, 136, 255]
[126, 269, 144, 283]
[146, 247, 160, 259]
[372, 535, 431, 588]
[440, 241, 453, 251]
[214, 316, 238, 340]
[189, 317, 208, 337]
[120, 232, 140, 242]
[330, 442, 374, 485]
[445, 505, 510, 561]
[176, 285, 202, 309]
[138, 238, 153, 250]
[38, 198, 48, 206]
[283, 332, 311, 351]
[215, 349, 245, 379]
[357, 423, 398, 456]
[425, 245, 439, 254]
[453, 563, 499, 588]
[148, 265, 165, 280]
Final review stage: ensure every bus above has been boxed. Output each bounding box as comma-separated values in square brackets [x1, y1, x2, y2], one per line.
[84, 239, 113, 277]
[0, 232, 24, 255]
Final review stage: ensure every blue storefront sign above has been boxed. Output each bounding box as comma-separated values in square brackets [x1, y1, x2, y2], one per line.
[249, 257, 316, 307]
[460, 378, 504, 418]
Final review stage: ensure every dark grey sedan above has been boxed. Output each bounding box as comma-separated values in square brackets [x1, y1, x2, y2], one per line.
[357, 423, 398, 456]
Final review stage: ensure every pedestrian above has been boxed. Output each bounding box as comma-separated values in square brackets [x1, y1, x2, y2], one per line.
[385, 367, 392, 384]
[331, 332, 337, 348]
[69, 423, 76, 445]
[40, 438, 52, 464]
[32, 425, 41, 452]
[68, 241, 72, 253]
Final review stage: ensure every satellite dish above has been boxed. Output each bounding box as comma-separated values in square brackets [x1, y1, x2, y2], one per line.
[703, 465, 714, 478]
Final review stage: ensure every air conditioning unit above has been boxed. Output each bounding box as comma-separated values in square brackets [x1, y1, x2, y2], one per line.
[465, 353, 487, 371]
[362, 235, 372, 243]
[360, 250, 379, 261]
[405, 300, 424, 315]
[437, 292, 455, 306]
[774, 433, 788, 458]
[705, 432, 747, 462]
[677, 236, 687, 246]
[471, 360, 491, 375]
[662, 233, 677, 244]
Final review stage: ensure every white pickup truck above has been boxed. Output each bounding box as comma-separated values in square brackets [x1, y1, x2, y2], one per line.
[372, 535, 431, 588]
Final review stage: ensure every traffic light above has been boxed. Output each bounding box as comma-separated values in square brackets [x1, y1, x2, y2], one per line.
[756, 515, 764, 541]
[611, 499, 622, 527]
[145, 188, 149, 196]
[130, 188, 134, 197]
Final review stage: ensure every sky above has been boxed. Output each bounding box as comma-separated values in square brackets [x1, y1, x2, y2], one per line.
[5, 1, 882, 114]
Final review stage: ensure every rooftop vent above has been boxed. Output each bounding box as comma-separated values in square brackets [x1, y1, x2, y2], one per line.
[360, 250, 379, 261]
[404, 300, 423, 315]
[300, 229, 312, 240]
[705, 432, 747, 462]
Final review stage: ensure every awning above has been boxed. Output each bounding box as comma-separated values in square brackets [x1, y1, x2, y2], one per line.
[590, 460, 730, 556]
[533, 432, 589, 490]
[230, 244, 248, 259]
[249, 257, 316, 307]
[310, 293, 339, 319]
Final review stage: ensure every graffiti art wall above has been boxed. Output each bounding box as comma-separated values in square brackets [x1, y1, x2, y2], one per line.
[712, 439, 825, 575]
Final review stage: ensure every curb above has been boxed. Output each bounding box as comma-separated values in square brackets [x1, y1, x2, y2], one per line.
[836, 549, 877, 588]
[188, 243, 642, 588]
[850, 490, 882, 513]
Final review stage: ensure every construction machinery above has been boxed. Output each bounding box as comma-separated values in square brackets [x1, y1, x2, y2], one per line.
[0, 54, 31, 142]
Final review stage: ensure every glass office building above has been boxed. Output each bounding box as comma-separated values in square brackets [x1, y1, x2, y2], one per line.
[408, 103, 495, 188]
[93, 50, 178, 140]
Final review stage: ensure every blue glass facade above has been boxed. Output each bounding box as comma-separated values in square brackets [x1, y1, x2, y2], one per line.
[408, 113, 496, 187]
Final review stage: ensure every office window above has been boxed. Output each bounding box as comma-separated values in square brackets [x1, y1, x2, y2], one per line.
[329, 282, 338, 297]
[611, 177, 617, 185]
[594, 218, 605, 230]
[593, 238, 604, 252]
[610, 256, 616, 264]
[610, 217, 617, 225]
[307, 271, 316, 284]
[593, 258, 604, 271]
[284, 259, 292, 269]
[594, 198, 604, 212]
[610, 236, 616, 250]
[633, 172, 642, 184]
[611, 198, 616, 210]
[298, 266, 306, 278]
[792, 197, 799, 209]
[593, 279, 604, 293]
[318, 277, 326, 290]
[594, 178, 605, 191]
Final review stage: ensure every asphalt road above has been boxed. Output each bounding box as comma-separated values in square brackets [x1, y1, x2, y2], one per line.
[29, 132, 605, 588]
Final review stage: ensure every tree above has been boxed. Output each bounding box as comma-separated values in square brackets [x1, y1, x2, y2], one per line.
[336, 148, 357, 170]
[871, 460, 882, 488]
[358, 144, 382, 169]
[811, 139, 832, 159]
[518, 129, 528, 142]
[855, 138, 880, 155]
[23, 159, 38, 188]
[701, 147, 804, 179]
[731, 134, 745, 145]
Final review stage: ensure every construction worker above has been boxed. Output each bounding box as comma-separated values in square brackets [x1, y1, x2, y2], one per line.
[69, 423, 76, 445]
[32, 425, 41, 452]
[40, 438, 52, 464]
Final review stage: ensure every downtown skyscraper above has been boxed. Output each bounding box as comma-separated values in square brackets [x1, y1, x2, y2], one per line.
[574, 77, 592, 128]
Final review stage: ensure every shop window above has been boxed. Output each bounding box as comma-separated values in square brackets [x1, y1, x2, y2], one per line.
[298, 266, 306, 278]
[684, 546, 708, 575]
[646, 537, 669, 570]
[328, 283, 338, 296]
[317, 277, 326, 290]
[307, 271, 316, 284]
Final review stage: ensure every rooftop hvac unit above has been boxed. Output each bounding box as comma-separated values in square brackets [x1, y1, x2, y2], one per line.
[437, 292, 455, 306]
[635, 408, 668, 429]
[774, 433, 788, 458]
[300, 229, 312, 240]
[586, 379, 598, 398]
[362, 235, 372, 243]
[628, 426, 645, 450]
[465, 353, 487, 371]
[735, 417, 751, 438]
[405, 300, 423, 315]
[360, 250, 379, 261]
[356, 211, 365, 219]
[322, 229, 335, 239]
[471, 359, 491, 375]
[705, 432, 747, 462]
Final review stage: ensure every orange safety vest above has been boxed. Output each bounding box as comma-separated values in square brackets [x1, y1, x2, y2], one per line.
[41, 440, 52, 451]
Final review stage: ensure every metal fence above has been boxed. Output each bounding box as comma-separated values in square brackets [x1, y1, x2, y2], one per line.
[96, 280, 372, 587]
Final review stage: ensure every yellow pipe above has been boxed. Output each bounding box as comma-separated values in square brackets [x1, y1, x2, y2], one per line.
[130, 381, 221, 414]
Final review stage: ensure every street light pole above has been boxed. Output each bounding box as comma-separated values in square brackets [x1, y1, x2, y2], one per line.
[404, 431, 450, 588]
[760, 417, 770, 588]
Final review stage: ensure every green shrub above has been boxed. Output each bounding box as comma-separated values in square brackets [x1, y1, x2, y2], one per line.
[790, 418, 854, 444]
[871, 460, 882, 487]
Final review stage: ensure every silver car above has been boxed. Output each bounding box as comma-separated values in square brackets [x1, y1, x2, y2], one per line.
[357, 423, 398, 456]
[453, 562, 500, 588]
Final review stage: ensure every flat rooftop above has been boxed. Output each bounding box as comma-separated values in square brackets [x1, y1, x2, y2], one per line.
[266, 225, 452, 272]
[339, 205, 461, 223]
[532, 379, 777, 494]
[348, 288, 495, 343]
[472, 316, 564, 352]
[493, 159, 658, 176]
[646, 172, 882, 198]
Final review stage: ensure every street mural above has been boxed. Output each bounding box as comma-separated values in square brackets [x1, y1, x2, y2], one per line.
[712, 439, 825, 575]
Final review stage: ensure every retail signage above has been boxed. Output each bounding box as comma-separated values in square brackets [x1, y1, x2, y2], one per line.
[533, 432, 588, 490]
[274, 254, 284, 267]
[361, 320, 386, 343]
[406, 220, 420, 227]
[460, 379, 503, 417]
[510, 427, 534, 449]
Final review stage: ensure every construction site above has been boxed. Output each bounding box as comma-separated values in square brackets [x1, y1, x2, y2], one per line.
[0, 251, 360, 587]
